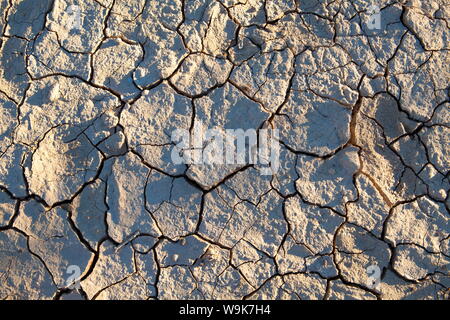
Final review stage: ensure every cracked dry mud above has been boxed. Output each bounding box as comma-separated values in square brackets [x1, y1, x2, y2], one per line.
[0, 0, 449, 300]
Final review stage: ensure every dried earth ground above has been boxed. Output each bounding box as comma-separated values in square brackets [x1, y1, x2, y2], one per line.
[0, 0, 449, 300]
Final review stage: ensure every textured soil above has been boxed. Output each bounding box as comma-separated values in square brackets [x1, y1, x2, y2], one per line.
[0, 0, 449, 300]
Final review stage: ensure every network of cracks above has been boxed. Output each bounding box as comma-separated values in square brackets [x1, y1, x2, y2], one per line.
[0, 0, 449, 300]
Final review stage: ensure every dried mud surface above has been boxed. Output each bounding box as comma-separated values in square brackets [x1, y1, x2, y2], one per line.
[0, 0, 449, 300]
